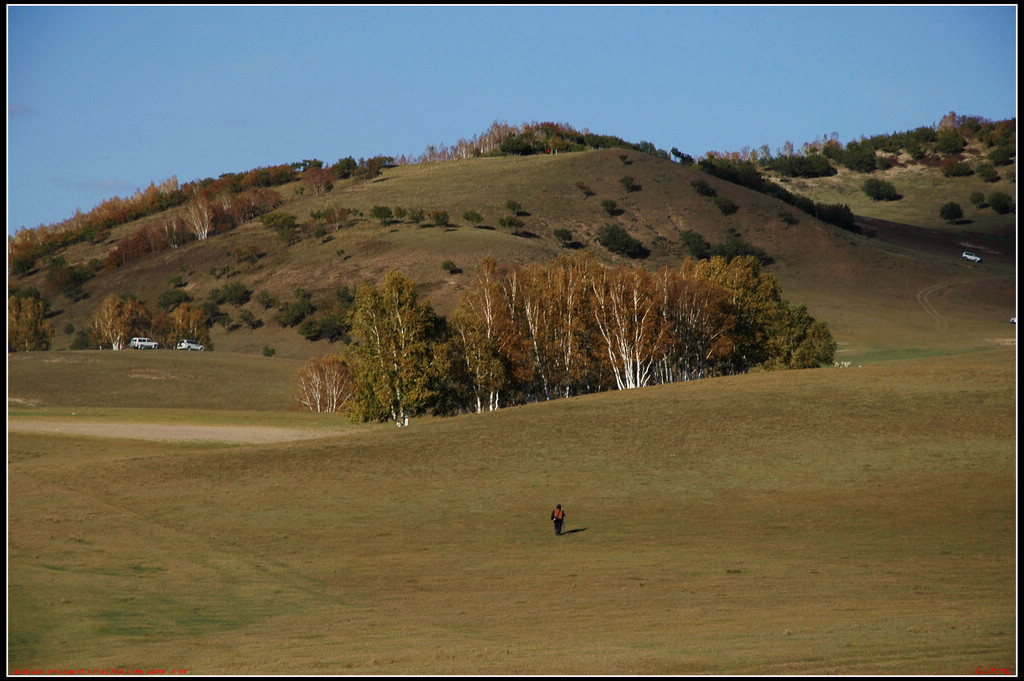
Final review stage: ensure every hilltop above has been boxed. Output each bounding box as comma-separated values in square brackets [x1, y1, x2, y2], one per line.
[7, 117, 1017, 363]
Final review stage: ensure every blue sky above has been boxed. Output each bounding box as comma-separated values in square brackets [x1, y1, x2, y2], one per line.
[7, 5, 1017, 236]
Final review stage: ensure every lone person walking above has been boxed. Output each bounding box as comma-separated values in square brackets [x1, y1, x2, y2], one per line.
[551, 504, 566, 536]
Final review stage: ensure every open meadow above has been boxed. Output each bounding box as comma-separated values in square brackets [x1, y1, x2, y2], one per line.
[6, 135, 1018, 674]
[7, 343, 1017, 674]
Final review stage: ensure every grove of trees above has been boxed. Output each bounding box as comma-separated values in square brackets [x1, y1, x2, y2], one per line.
[302, 255, 836, 424]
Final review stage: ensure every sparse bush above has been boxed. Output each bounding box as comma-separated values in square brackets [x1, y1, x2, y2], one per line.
[680, 229, 710, 259]
[428, 210, 449, 227]
[939, 202, 963, 224]
[261, 212, 298, 242]
[778, 210, 799, 225]
[575, 181, 594, 198]
[462, 210, 483, 226]
[256, 290, 278, 310]
[70, 328, 94, 350]
[262, 345, 276, 357]
[212, 281, 251, 306]
[442, 260, 462, 274]
[861, 178, 901, 201]
[595, 223, 649, 259]
[936, 131, 966, 154]
[988, 145, 1015, 166]
[276, 290, 315, 328]
[158, 288, 193, 313]
[691, 179, 717, 197]
[553, 228, 573, 247]
[975, 163, 1000, 183]
[237, 309, 261, 330]
[498, 216, 524, 232]
[713, 196, 739, 215]
[620, 175, 638, 192]
[768, 153, 835, 178]
[231, 245, 262, 264]
[988, 192, 1014, 215]
[969, 191, 987, 208]
[370, 205, 393, 226]
[601, 199, 619, 216]
[710, 235, 773, 265]
[940, 158, 973, 177]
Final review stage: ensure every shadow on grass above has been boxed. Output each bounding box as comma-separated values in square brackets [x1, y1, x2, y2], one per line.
[560, 527, 587, 535]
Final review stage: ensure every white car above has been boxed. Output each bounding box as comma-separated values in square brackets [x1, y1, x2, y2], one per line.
[130, 337, 159, 349]
[176, 339, 205, 351]
[962, 251, 982, 263]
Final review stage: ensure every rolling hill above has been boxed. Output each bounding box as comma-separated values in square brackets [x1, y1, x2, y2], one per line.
[8, 134, 1016, 364]
[6, 120, 1017, 674]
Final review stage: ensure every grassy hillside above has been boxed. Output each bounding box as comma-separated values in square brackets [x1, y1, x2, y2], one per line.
[11, 147, 1015, 364]
[7, 346, 1016, 674]
[7, 126, 1017, 674]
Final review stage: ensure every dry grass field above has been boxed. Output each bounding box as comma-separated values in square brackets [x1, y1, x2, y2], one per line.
[7, 345, 1016, 675]
[7, 145, 1018, 674]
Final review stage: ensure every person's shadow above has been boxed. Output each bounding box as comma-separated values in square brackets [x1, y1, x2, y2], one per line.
[561, 528, 587, 535]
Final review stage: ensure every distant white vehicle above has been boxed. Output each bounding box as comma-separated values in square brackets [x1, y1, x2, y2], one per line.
[961, 251, 982, 263]
[176, 339, 205, 351]
[129, 337, 159, 349]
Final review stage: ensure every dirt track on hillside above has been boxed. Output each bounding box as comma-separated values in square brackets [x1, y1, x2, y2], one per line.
[7, 419, 341, 443]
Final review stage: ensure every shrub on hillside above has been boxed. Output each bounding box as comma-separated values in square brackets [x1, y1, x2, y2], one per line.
[261, 212, 298, 242]
[840, 140, 878, 173]
[713, 196, 739, 215]
[710, 235, 773, 265]
[987, 192, 1014, 215]
[370, 205, 393, 226]
[427, 210, 449, 227]
[690, 179, 717, 197]
[768, 153, 835, 178]
[975, 163, 1000, 183]
[553, 229, 573, 247]
[987, 145, 1015, 166]
[861, 178, 901, 201]
[680, 230, 710, 259]
[595, 223, 649, 259]
[940, 158, 973, 177]
[158, 288, 193, 313]
[939, 202, 963, 224]
[498, 216, 524, 232]
[275, 288, 315, 327]
[936, 131, 966, 155]
[210, 281, 251, 306]
[815, 203, 858, 233]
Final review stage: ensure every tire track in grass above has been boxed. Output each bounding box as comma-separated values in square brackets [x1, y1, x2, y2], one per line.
[916, 281, 952, 331]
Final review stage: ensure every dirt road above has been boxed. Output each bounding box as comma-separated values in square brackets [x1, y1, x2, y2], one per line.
[7, 419, 343, 444]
